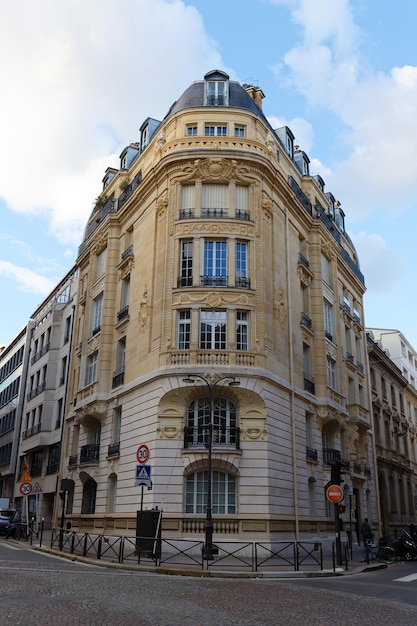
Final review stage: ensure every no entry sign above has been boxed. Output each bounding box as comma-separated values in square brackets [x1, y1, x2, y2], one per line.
[326, 484, 344, 504]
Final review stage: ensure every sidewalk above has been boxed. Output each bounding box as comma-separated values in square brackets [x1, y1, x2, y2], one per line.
[20, 531, 386, 579]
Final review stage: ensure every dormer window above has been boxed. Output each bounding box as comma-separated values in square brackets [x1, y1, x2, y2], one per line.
[275, 126, 295, 160]
[204, 70, 229, 106]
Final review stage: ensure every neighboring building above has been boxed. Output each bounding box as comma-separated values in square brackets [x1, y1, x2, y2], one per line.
[367, 330, 417, 536]
[59, 70, 377, 541]
[0, 324, 33, 503]
[368, 328, 417, 393]
[12, 267, 78, 528]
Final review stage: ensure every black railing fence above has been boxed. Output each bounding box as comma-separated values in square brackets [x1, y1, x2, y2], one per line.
[47, 529, 324, 572]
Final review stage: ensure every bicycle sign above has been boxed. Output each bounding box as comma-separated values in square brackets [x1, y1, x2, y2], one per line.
[136, 444, 150, 465]
[20, 482, 32, 496]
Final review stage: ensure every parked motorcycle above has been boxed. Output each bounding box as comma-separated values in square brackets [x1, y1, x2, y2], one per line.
[392, 529, 417, 561]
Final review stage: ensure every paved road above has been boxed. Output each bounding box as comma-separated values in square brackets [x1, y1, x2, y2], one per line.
[2, 541, 417, 625]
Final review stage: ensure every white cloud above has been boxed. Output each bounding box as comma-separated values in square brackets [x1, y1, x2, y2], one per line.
[0, 0, 225, 245]
[0, 261, 58, 295]
[350, 231, 403, 294]
[273, 0, 417, 222]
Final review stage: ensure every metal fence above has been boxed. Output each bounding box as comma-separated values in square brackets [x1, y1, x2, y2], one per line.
[48, 529, 324, 572]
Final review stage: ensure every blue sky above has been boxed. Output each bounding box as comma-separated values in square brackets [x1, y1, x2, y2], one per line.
[1, 0, 417, 348]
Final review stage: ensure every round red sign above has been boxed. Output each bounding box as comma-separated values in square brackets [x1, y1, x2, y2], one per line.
[136, 444, 150, 465]
[326, 484, 344, 504]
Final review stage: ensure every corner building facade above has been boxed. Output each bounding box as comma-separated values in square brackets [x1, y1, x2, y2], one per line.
[62, 71, 378, 540]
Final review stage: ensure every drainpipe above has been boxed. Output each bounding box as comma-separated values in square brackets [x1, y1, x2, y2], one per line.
[365, 337, 382, 537]
[285, 205, 299, 541]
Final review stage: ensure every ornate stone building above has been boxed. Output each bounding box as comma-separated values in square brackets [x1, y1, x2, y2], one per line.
[367, 330, 417, 537]
[59, 70, 378, 541]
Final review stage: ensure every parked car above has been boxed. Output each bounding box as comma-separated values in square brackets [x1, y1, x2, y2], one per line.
[0, 510, 17, 535]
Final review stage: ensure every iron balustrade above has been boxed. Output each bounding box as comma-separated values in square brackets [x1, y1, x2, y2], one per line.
[112, 368, 125, 388]
[303, 373, 315, 394]
[108, 442, 120, 457]
[323, 448, 341, 466]
[80, 444, 100, 465]
[300, 312, 312, 329]
[121, 245, 133, 262]
[306, 447, 318, 461]
[200, 275, 228, 286]
[117, 306, 129, 323]
[235, 276, 250, 288]
[184, 425, 240, 449]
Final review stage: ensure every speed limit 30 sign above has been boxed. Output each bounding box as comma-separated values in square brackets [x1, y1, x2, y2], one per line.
[137, 444, 150, 465]
[20, 482, 32, 496]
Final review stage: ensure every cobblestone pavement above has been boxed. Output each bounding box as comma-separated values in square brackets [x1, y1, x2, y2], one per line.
[1, 558, 417, 626]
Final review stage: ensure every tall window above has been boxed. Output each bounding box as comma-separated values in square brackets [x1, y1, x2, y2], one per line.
[81, 478, 97, 514]
[235, 241, 248, 287]
[186, 471, 236, 514]
[91, 293, 103, 336]
[86, 352, 98, 386]
[326, 355, 337, 389]
[200, 311, 226, 349]
[201, 184, 228, 217]
[205, 79, 227, 105]
[323, 299, 334, 341]
[235, 185, 248, 218]
[179, 240, 193, 287]
[121, 276, 130, 309]
[181, 185, 195, 218]
[96, 247, 107, 281]
[186, 396, 237, 448]
[116, 338, 126, 371]
[236, 312, 248, 351]
[202, 240, 227, 285]
[321, 253, 332, 287]
[178, 310, 191, 349]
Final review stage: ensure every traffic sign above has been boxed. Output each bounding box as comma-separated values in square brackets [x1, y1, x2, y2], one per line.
[135, 464, 151, 486]
[326, 484, 344, 503]
[32, 482, 43, 494]
[137, 444, 150, 465]
[19, 469, 32, 483]
[20, 482, 33, 496]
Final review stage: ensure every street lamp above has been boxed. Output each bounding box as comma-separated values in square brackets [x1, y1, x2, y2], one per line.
[183, 374, 240, 560]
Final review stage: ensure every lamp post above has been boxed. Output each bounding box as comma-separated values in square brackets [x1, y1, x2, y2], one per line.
[183, 374, 240, 560]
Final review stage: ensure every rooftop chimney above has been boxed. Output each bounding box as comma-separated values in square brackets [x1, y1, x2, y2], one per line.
[243, 85, 265, 110]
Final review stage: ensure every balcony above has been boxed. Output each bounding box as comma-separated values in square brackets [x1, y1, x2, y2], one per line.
[80, 444, 100, 465]
[108, 442, 120, 457]
[298, 253, 310, 268]
[117, 306, 129, 323]
[177, 276, 193, 288]
[179, 208, 195, 219]
[235, 276, 250, 288]
[353, 462, 362, 474]
[235, 209, 250, 220]
[22, 423, 42, 439]
[200, 275, 228, 287]
[303, 373, 315, 395]
[68, 454, 78, 466]
[121, 244, 134, 263]
[184, 425, 240, 450]
[323, 448, 341, 466]
[168, 349, 258, 367]
[201, 207, 228, 218]
[306, 447, 318, 461]
[300, 312, 312, 330]
[112, 367, 125, 389]
[27, 382, 46, 402]
[31, 342, 50, 365]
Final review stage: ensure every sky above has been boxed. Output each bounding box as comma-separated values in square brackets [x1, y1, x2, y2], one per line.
[1, 0, 416, 348]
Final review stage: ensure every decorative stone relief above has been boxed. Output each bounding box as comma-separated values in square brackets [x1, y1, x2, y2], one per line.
[139, 287, 149, 333]
[173, 158, 259, 185]
[157, 191, 168, 219]
[321, 240, 334, 261]
[173, 291, 254, 307]
[261, 193, 272, 219]
[176, 222, 254, 237]
[74, 400, 108, 424]
[92, 233, 108, 254]
[274, 284, 287, 329]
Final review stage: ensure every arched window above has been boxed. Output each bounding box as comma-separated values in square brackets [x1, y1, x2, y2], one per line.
[186, 470, 236, 514]
[107, 474, 117, 513]
[185, 397, 238, 448]
[81, 478, 97, 514]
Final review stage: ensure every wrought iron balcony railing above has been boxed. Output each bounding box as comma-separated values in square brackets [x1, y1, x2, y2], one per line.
[80, 444, 100, 465]
[183, 425, 240, 450]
